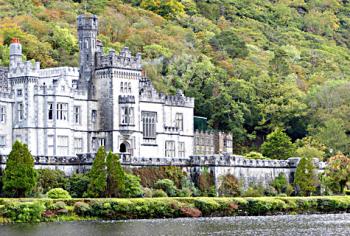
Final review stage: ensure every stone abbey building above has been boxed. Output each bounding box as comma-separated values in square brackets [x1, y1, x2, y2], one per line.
[0, 14, 196, 161]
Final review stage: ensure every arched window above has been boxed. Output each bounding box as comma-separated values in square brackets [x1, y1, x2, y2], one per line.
[120, 82, 124, 93]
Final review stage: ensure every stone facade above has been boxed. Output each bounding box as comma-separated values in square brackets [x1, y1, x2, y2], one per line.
[194, 130, 233, 155]
[0, 14, 194, 165]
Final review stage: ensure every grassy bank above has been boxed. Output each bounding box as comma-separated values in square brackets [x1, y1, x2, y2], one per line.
[1, 196, 350, 223]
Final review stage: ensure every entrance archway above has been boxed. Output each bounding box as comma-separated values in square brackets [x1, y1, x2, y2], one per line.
[119, 142, 130, 153]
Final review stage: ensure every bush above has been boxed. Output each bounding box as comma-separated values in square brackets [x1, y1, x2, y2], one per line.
[218, 174, 240, 197]
[242, 186, 264, 197]
[152, 189, 168, 197]
[196, 171, 215, 196]
[194, 199, 220, 216]
[4, 201, 45, 223]
[73, 202, 91, 216]
[65, 173, 89, 198]
[143, 187, 153, 198]
[245, 151, 267, 160]
[154, 179, 178, 197]
[47, 188, 71, 199]
[345, 190, 350, 195]
[123, 173, 143, 198]
[36, 169, 66, 194]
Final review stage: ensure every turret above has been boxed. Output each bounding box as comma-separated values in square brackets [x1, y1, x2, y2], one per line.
[77, 14, 98, 86]
[9, 38, 22, 69]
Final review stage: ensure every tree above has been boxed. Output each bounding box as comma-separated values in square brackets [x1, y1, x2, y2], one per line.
[106, 152, 125, 197]
[272, 173, 293, 195]
[261, 129, 296, 160]
[2, 141, 37, 197]
[296, 146, 324, 160]
[312, 119, 350, 156]
[294, 157, 318, 196]
[140, 0, 185, 19]
[218, 174, 240, 197]
[84, 146, 107, 197]
[322, 153, 350, 194]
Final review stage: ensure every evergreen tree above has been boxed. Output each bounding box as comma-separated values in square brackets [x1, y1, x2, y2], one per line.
[2, 141, 36, 197]
[261, 129, 296, 160]
[106, 152, 125, 197]
[294, 157, 318, 196]
[84, 146, 107, 197]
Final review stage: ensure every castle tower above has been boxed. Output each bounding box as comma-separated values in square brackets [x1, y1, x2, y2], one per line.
[77, 14, 98, 86]
[9, 38, 22, 69]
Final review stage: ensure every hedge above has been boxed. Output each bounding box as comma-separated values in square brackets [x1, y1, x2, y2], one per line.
[0, 196, 350, 223]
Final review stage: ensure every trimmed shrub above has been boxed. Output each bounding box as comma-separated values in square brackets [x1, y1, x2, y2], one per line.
[73, 202, 91, 216]
[143, 187, 153, 198]
[47, 188, 71, 199]
[152, 189, 168, 197]
[194, 198, 220, 216]
[154, 179, 178, 197]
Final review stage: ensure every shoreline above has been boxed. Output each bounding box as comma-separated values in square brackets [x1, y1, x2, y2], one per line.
[1, 196, 350, 223]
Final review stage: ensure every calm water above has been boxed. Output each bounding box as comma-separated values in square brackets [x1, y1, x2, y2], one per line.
[1, 214, 350, 236]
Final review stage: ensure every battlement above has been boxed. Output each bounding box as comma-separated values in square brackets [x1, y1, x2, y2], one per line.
[140, 78, 194, 107]
[96, 47, 142, 70]
[39, 67, 79, 78]
[77, 14, 98, 31]
[8, 60, 40, 78]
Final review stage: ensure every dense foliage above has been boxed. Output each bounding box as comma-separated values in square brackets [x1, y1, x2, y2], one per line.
[2, 196, 350, 223]
[261, 129, 296, 160]
[2, 141, 37, 197]
[2, 1, 350, 152]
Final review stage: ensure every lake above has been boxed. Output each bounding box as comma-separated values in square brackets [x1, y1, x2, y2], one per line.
[1, 214, 350, 236]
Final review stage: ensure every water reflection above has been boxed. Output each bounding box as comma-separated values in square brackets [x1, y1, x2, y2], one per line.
[1, 214, 350, 236]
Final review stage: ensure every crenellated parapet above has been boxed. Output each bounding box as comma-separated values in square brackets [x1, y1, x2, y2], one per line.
[96, 47, 142, 70]
[140, 77, 194, 107]
[8, 60, 40, 78]
[39, 67, 79, 78]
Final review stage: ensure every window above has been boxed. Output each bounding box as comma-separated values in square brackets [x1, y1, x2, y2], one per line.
[0, 105, 6, 123]
[48, 103, 53, 120]
[175, 113, 183, 131]
[92, 137, 97, 152]
[47, 135, 54, 156]
[74, 106, 81, 124]
[56, 103, 68, 120]
[17, 89, 22, 96]
[57, 136, 69, 155]
[120, 82, 124, 93]
[61, 86, 65, 91]
[74, 138, 83, 154]
[17, 102, 23, 121]
[165, 141, 175, 158]
[120, 106, 134, 125]
[91, 110, 97, 123]
[142, 112, 157, 138]
[128, 82, 131, 93]
[178, 142, 185, 157]
[0, 135, 6, 147]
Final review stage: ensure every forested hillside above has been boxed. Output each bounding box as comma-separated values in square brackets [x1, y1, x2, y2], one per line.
[1, 0, 350, 156]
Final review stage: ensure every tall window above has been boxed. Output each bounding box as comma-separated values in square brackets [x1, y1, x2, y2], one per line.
[57, 136, 69, 155]
[142, 112, 157, 138]
[165, 141, 175, 158]
[17, 102, 23, 121]
[0, 105, 6, 123]
[74, 106, 81, 124]
[178, 142, 185, 157]
[48, 103, 53, 120]
[175, 113, 183, 131]
[17, 89, 22, 96]
[56, 103, 68, 120]
[0, 135, 6, 147]
[120, 106, 134, 125]
[74, 138, 83, 154]
[128, 82, 131, 93]
[47, 135, 54, 156]
[91, 110, 97, 123]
